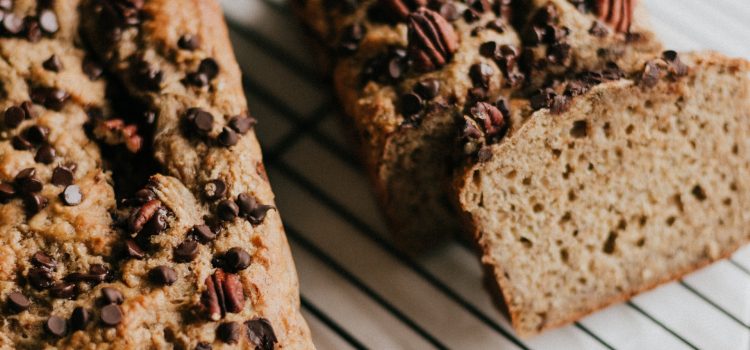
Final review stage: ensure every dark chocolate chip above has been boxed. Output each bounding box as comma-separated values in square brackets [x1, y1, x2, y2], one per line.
[236, 193, 274, 225]
[191, 224, 216, 243]
[82, 56, 103, 81]
[61, 185, 82, 206]
[70, 307, 90, 330]
[3, 13, 23, 34]
[50, 282, 77, 299]
[187, 72, 209, 87]
[218, 127, 238, 147]
[463, 8, 480, 23]
[174, 240, 200, 263]
[101, 287, 124, 305]
[25, 125, 49, 144]
[223, 247, 251, 272]
[139, 207, 168, 236]
[25, 18, 42, 43]
[36, 88, 69, 111]
[15, 168, 43, 194]
[28, 267, 54, 289]
[338, 23, 365, 54]
[414, 79, 440, 100]
[400, 92, 422, 116]
[217, 322, 242, 344]
[187, 108, 214, 134]
[24, 193, 48, 214]
[469, 63, 494, 88]
[479, 41, 497, 58]
[203, 179, 226, 200]
[31, 252, 56, 269]
[128, 199, 162, 233]
[245, 318, 278, 350]
[486, 18, 505, 32]
[124, 239, 145, 259]
[11, 135, 33, 150]
[217, 199, 239, 221]
[178, 34, 200, 50]
[4, 106, 25, 128]
[100, 304, 122, 326]
[136, 65, 163, 91]
[87, 264, 110, 283]
[198, 58, 219, 80]
[51, 166, 74, 187]
[43, 55, 62, 72]
[0, 183, 15, 202]
[46, 316, 67, 337]
[149, 265, 177, 286]
[38, 9, 58, 34]
[20, 101, 34, 119]
[195, 342, 213, 350]
[35, 144, 56, 164]
[228, 115, 255, 134]
[6, 292, 30, 313]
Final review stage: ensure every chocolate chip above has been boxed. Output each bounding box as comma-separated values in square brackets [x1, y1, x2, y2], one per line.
[82, 56, 104, 81]
[124, 239, 145, 259]
[3, 14, 23, 34]
[88, 264, 110, 283]
[32, 88, 69, 111]
[135, 64, 163, 91]
[339, 23, 365, 54]
[589, 20, 609, 37]
[139, 207, 168, 236]
[186, 108, 214, 134]
[236, 193, 274, 225]
[28, 267, 54, 289]
[414, 79, 440, 100]
[400, 92, 422, 116]
[11, 135, 32, 150]
[203, 179, 226, 200]
[6, 292, 30, 313]
[50, 282, 76, 299]
[469, 63, 494, 88]
[61, 185, 82, 206]
[4, 106, 25, 128]
[223, 247, 251, 272]
[51, 166, 74, 187]
[38, 9, 58, 34]
[25, 18, 42, 42]
[128, 199, 162, 233]
[100, 304, 122, 326]
[217, 322, 242, 344]
[46, 316, 67, 337]
[463, 8, 480, 23]
[218, 127, 238, 147]
[101, 287, 124, 305]
[43, 55, 62, 72]
[24, 193, 48, 214]
[190, 224, 216, 243]
[20, 101, 34, 119]
[149, 265, 177, 286]
[25, 125, 49, 144]
[174, 240, 199, 263]
[228, 115, 255, 134]
[32, 251, 56, 269]
[0, 183, 15, 202]
[70, 307, 90, 330]
[178, 34, 200, 50]
[486, 18, 505, 33]
[195, 343, 212, 350]
[187, 72, 209, 87]
[245, 318, 278, 350]
[479, 41, 497, 58]
[198, 58, 219, 80]
[217, 199, 239, 221]
[35, 144, 56, 164]
[15, 168, 43, 194]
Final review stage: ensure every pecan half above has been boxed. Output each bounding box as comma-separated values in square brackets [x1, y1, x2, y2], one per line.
[596, 0, 634, 33]
[127, 199, 162, 233]
[93, 119, 143, 153]
[200, 269, 245, 320]
[407, 8, 458, 72]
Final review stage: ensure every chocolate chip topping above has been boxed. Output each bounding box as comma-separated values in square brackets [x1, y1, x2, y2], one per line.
[28, 267, 54, 289]
[414, 79, 440, 100]
[3, 14, 23, 34]
[100, 304, 122, 326]
[191, 224, 216, 243]
[174, 240, 200, 263]
[217, 199, 239, 221]
[217, 322, 242, 344]
[42, 55, 62, 72]
[186, 108, 214, 134]
[12, 135, 33, 150]
[52, 166, 74, 187]
[82, 56, 104, 81]
[149, 266, 177, 286]
[38, 9, 59, 34]
[6, 292, 30, 313]
[32, 252, 56, 269]
[407, 8, 459, 72]
[178, 34, 200, 50]
[236, 193, 274, 225]
[469, 62, 494, 88]
[50, 282, 77, 299]
[0, 183, 15, 202]
[124, 239, 145, 259]
[30, 87, 69, 111]
[400, 92, 423, 116]
[135, 62, 163, 91]
[45, 316, 67, 337]
[70, 307, 90, 331]
[223, 247, 251, 272]
[61, 185, 82, 206]
[35, 144, 56, 164]
[101, 287, 124, 305]
[218, 127, 238, 147]
[198, 58, 220, 80]
[203, 179, 226, 200]
[24, 194, 48, 215]
[195, 342, 212, 350]
[228, 114, 256, 134]
[25, 125, 49, 145]
[15, 168, 43, 194]
[4, 106, 25, 128]
[338, 23, 366, 54]
[245, 318, 278, 350]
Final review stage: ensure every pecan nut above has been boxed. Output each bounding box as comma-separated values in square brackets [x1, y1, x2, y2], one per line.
[407, 8, 459, 72]
[127, 199, 162, 233]
[596, 0, 634, 33]
[200, 269, 245, 320]
[93, 119, 143, 153]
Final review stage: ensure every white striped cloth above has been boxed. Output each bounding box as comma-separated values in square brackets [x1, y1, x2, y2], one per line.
[219, 0, 750, 348]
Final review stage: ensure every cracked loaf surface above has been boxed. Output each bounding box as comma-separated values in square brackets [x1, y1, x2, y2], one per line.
[0, 0, 312, 348]
[293, 0, 662, 251]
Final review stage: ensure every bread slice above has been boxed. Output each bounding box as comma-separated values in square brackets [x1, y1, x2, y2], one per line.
[455, 52, 750, 337]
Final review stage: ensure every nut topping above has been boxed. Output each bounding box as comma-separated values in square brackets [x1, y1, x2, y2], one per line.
[407, 8, 458, 72]
[200, 269, 245, 320]
[596, 0, 634, 33]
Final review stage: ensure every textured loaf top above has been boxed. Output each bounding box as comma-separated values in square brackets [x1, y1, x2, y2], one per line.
[0, 0, 313, 349]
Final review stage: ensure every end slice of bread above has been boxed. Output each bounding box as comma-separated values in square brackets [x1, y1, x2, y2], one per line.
[455, 52, 750, 337]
